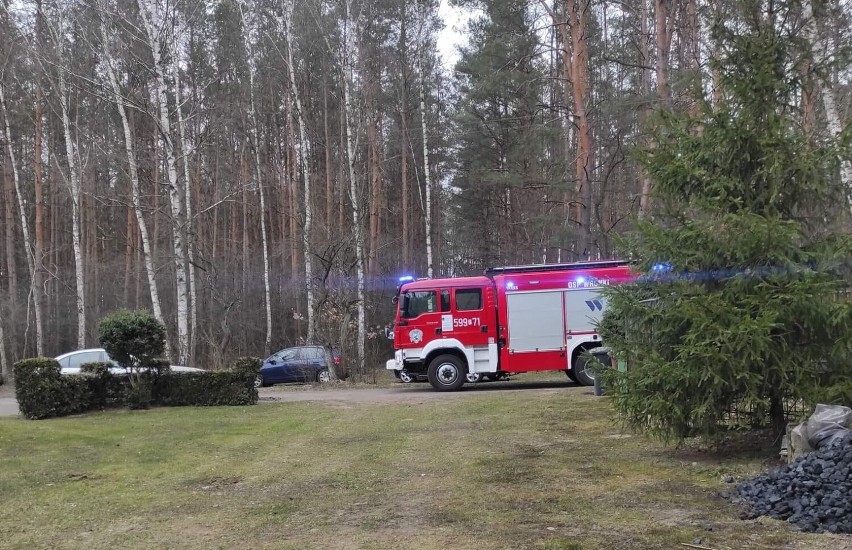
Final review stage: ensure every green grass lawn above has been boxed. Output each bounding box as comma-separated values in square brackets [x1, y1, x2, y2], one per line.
[0, 381, 846, 549]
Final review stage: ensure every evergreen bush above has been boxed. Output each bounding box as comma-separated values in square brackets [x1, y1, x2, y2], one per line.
[599, 4, 852, 444]
[98, 309, 166, 371]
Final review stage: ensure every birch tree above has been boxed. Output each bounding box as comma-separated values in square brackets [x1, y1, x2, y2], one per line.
[37, 3, 87, 348]
[803, 0, 852, 212]
[137, 0, 190, 365]
[342, 0, 366, 375]
[0, 81, 44, 356]
[241, 4, 273, 355]
[98, 13, 169, 350]
[416, 0, 434, 277]
[172, 52, 199, 364]
[282, 0, 315, 342]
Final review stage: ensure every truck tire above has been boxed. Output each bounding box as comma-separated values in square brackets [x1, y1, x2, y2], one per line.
[427, 354, 466, 391]
[573, 354, 596, 387]
[565, 369, 578, 383]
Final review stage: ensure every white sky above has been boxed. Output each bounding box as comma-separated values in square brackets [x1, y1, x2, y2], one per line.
[437, 0, 472, 69]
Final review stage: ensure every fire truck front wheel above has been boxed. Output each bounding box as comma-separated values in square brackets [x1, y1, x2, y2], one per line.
[427, 354, 467, 391]
[573, 354, 596, 386]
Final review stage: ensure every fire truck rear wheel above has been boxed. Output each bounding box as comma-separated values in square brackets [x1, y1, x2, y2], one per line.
[573, 354, 596, 386]
[427, 354, 466, 391]
[565, 369, 578, 383]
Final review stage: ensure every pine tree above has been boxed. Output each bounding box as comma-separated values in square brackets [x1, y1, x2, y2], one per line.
[599, 0, 852, 444]
[451, 0, 562, 270]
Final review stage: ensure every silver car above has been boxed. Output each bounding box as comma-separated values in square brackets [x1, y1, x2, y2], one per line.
[55, 348, 204, 375]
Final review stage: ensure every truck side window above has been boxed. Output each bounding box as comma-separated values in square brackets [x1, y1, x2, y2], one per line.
[440, 290, 451, 311]
[402, 291, 437, 318]
[456, 288, 482, 311]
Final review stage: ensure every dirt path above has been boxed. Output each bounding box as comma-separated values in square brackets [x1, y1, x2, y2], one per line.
[0, 376, 587, 417]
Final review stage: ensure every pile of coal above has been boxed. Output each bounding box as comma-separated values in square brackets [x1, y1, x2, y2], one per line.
[731, 436, 852, 534]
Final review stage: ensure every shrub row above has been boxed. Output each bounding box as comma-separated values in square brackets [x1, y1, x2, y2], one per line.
[14, 357, 260, 419]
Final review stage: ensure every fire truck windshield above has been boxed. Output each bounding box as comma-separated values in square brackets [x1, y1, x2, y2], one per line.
[401, 290, 437, 318]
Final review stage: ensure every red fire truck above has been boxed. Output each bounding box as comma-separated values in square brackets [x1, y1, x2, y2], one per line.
[386, 260, 635, 391]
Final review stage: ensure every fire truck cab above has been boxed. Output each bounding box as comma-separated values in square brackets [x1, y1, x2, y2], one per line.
[386, 260, 634, 391]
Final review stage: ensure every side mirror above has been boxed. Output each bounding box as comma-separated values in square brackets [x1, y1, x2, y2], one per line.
[384, 327, 394, 340]
[392, 295, 399, 304]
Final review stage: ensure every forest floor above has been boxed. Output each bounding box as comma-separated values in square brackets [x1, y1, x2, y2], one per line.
[0, 373, 848, 550]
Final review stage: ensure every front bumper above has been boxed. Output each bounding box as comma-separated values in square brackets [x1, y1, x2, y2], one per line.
[386, 350, 403, 371]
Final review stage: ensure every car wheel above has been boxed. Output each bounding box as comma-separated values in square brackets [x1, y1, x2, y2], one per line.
[465, 372, 482, 383]
[254, 374, 265, 388]
[573, 354, 596, 387]
[565, 369, 578, 383]
[427, 354, 466, 392]
[398, 370, 415, 383]
[316, 369, 331, 383]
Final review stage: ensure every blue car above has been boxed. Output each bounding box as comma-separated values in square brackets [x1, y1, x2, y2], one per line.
[256, 345, 343, 388]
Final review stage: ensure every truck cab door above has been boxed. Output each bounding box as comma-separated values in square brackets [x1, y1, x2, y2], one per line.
[441, 286, 496, 348]
[397, 289, 442, 348]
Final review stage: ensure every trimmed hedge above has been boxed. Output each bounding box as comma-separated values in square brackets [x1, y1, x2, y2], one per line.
[13, 357, 258, 419]
[152, 371, 258, 407]
[14, 358, 91, 419]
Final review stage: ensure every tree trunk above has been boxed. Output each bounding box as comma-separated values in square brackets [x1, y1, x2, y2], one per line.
[343, 0, 367, 376]
[172, 57, 199, 365]
[244, 8, 274, 357]
[655, 0, 673, 105]
[367, 107, 381, 275]
[101, 19, 169, 353]
[638, 0, 654, 218]
[568, 0, 593, 257]
[137, 0, 189, 365]
[417, 4, 434, 277]
[33, 76, 46, 356]
[401, 124, 409, 268]
[3, 161, 17, 302]
[324, 85, 333, 239]
[57, 69, 87, 348]
[123, 205, 133, 306]
[803, 0, 852, 210]
[0, 313, 7, 380]
[283, 0, 315, 343]
[1, 83, 44, 356]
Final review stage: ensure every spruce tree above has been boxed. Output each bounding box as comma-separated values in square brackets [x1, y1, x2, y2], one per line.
[599, 0, 852, 444]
